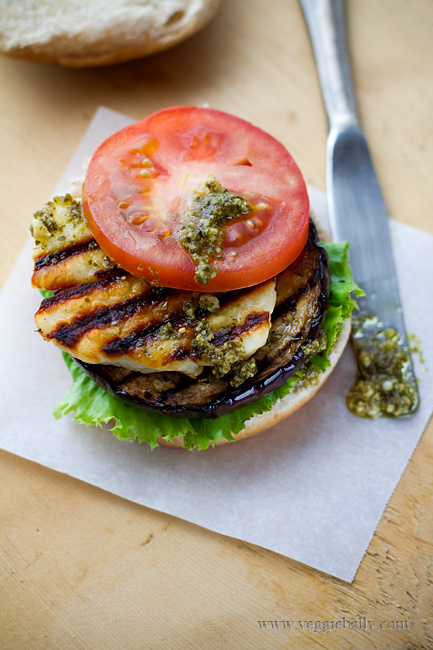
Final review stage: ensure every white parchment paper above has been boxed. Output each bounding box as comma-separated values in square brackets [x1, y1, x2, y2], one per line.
[1, 107, 432, 582]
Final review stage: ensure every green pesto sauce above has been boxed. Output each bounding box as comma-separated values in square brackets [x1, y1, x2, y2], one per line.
[292, 331, 328, 392]
[301, 330, 328, 360]
[408, 332, 425, 364]
[157, 322, 179, 341]
[183, 293, 221, 320]
[198, 293, 220, 313]
[178, 175, 252, 284]
[192, 320, 256, 387]
[347, 316, 418, 418]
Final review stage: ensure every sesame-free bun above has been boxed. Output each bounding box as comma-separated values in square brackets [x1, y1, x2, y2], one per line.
[0, 0, 221, 67]
[157, 316, 352, 448]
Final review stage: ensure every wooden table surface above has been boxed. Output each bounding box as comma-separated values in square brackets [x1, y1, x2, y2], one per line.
[1, 1, 432, 647]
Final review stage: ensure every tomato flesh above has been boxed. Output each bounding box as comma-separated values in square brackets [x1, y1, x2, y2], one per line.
[83, 106, 310, 291]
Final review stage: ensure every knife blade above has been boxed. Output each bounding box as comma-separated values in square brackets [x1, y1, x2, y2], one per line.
[299, 0, 419, 416]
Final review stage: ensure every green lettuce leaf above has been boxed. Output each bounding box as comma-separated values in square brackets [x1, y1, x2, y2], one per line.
[53, 241, 363, 450]
[321, 241, 364, 358]
[40, 289, 54, 299]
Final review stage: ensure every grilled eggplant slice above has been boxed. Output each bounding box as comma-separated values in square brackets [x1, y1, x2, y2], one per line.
[73, 221, 329, 418]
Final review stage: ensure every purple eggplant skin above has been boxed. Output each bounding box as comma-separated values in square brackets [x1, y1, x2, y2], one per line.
[73, 220, 329, 419]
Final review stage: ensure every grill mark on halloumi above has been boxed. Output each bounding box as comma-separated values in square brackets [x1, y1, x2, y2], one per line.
[102, 320, 186, 356]
[37, 271, 136, 310]
[212, 312, 270, 347]
[40, 287, 172, 347]
[34, 237, 97, 270]
[31, 239, 117, 290]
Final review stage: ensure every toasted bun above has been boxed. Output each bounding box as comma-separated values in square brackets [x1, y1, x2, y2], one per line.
[157, 314, 352, 448]
[0, 0, 221, 67]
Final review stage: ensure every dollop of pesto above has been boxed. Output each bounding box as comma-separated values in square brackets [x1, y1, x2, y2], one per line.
[347, 316, 419, 418]
[178, 175, 252, 284]
[192, 320, 257, 387]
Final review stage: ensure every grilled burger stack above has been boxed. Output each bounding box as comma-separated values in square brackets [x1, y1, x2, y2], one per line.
[30, 107, 353, 448]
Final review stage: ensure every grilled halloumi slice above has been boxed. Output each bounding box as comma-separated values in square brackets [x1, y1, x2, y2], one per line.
[30, 194, 116, 290]
[35, 273, 276, 378]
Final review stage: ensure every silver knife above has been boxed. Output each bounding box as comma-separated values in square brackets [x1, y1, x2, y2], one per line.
[299, 0, 419, 417]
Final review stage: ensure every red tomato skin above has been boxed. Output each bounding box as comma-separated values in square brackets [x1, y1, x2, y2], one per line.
[83, 106, 310, 291]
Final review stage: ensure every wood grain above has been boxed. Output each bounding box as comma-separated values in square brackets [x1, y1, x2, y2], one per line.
[1, 0, 432, 647]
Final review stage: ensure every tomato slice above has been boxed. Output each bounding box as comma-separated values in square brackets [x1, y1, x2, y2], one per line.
[82, 106, 309, 291]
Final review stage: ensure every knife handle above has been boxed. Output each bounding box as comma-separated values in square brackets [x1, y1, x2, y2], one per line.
[299, 0, 359, 130]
